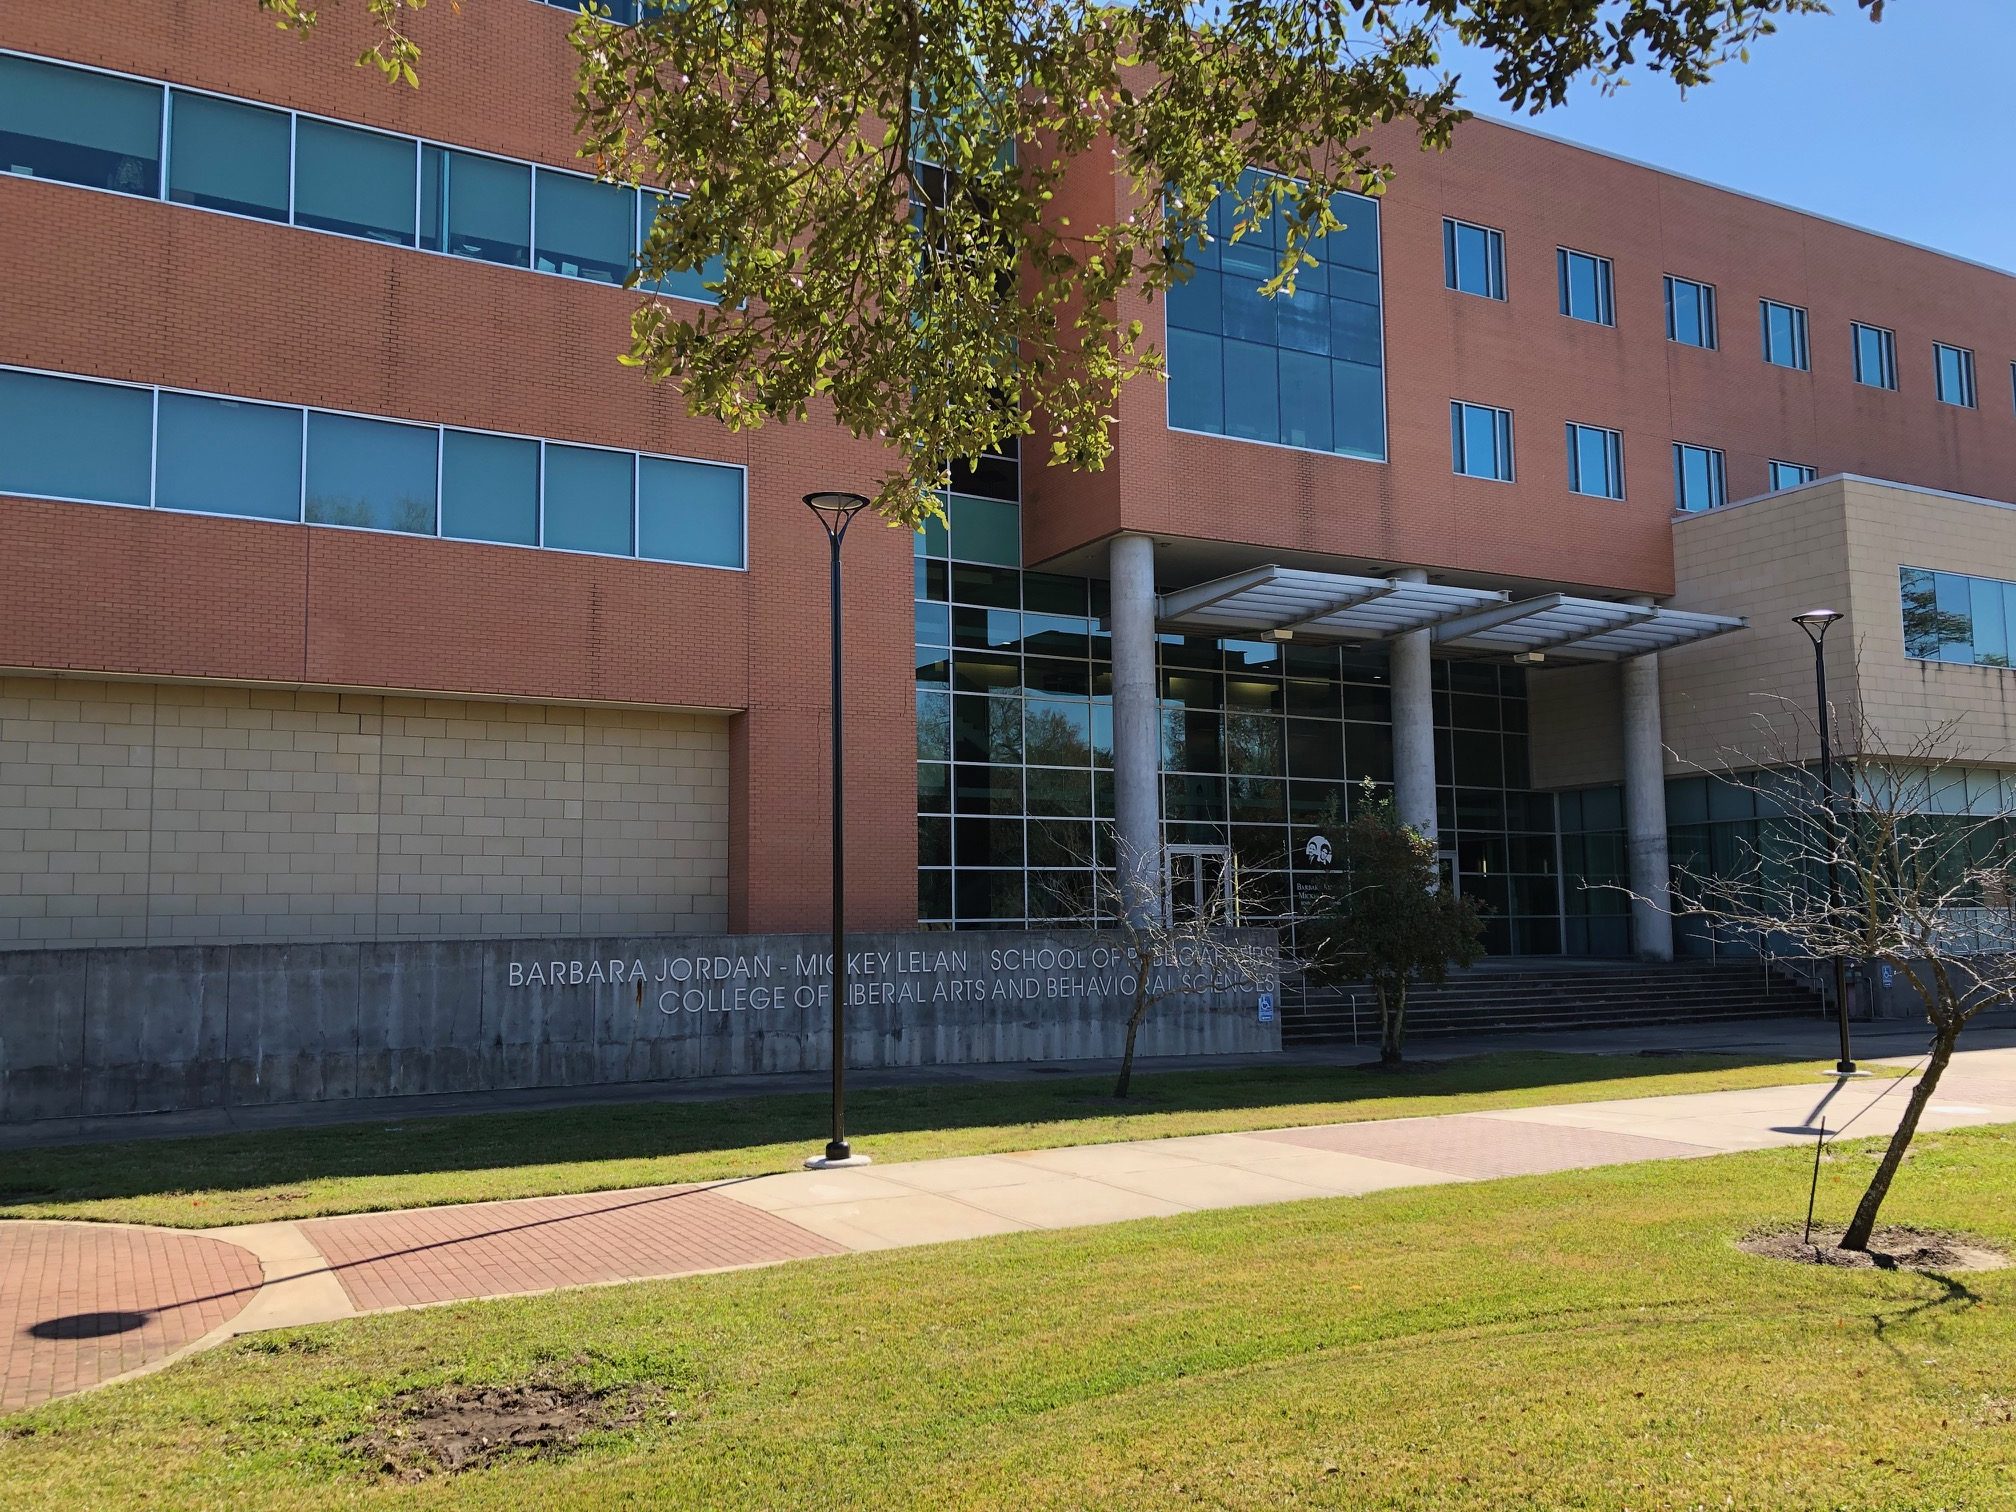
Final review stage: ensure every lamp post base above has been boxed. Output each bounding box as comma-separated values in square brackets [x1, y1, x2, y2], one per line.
[1828, 1063, 1873, 1077]
[803, 1151, 875, 1170]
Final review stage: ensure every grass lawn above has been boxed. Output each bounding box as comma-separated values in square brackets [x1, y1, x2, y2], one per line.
[0, 1050, 1895, 1227]
[1, 1124, 2010, 1509]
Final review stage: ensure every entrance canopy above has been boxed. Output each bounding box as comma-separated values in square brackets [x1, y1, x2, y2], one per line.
[1156, 565, 1743, 662]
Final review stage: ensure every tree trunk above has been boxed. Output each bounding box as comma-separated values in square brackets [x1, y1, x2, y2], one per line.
[1114, 988, 1151, 1098]
[1839, 1021, 1960, 1251]
[1379, 982, 1407, 1065]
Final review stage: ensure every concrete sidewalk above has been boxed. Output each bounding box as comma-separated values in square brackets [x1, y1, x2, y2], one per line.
[5, 1045, 2013, 1414]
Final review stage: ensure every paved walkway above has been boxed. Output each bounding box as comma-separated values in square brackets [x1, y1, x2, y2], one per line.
[5, 1046, 2014, 1413]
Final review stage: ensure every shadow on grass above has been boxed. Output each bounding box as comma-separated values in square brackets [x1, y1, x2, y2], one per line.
[0, 1049, 1826, 1213]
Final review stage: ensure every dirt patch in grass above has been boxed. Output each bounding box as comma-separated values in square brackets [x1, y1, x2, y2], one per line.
[356, 1381, 661, 1480]
[1740, 1225, 2010, 1272]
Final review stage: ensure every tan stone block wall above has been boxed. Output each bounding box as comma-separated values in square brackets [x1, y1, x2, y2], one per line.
[0, 678, 729, 948]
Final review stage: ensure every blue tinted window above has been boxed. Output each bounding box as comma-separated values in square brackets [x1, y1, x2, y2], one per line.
[156, 393, 302, 520]
[0, 370, 152, 506]
[1664, 276, 1717, 348]
[0, 55, 162, 197]
[543, 443, 633, 554]
[167, 92, 289, 221]
[1672, 442, 1725, 512]
[420, 146, 532, 267]
[1935, 342, 1976, 407]
[1442, 219, 1505, 300]
[440, 429, 538, 545]
[1166, 171, 1383, 459]
[948, 493, 1020, 567]
[1853, 322, 1897, 389]
[533, 170, 635, 284]
[638, 456, 743, 567]
[1451, 402, 1514, 481]
[1760, 300, 1809, 370]
[637, 190, 724, 302]
[294, 117, 415, 245]
[1767, 460, 1816, 492]
[1557, 248, 1613, 325]
[304, 412, 438, 533]
[1565, 423, 1624, 500]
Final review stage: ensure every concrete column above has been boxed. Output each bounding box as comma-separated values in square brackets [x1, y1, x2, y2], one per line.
[1620, 648, 1675, 962]
[1109, 533, 1161, 924]
[1389, 569, 1438, 846]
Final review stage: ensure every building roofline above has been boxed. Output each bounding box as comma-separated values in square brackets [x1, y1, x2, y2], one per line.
[1693, 472, 2016, 521]
[1469, 112, 2016, 283]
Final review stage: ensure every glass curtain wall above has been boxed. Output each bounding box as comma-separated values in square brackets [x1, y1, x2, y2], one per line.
[914, 449, 1561, 954]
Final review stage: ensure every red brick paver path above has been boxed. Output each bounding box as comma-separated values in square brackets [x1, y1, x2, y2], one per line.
[303, 1184, 845, 1312]
[1, 1223, 263, 1412]
[1253, 1114, 1715, 1178]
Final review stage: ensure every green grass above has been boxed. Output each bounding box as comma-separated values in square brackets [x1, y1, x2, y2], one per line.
[0, 1051, 1893, 1227]
[2, 1124, 2010, 1509]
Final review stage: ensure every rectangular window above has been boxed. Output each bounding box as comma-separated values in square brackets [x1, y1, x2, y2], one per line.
[1564, 422, 1624, 500]
[293, 117, 416, 245]
[1902, 566, 2016, 668]
[1450, 401, 1514, 482]
[638, 455, 744, 568]
[440, 429, 539, 545]
[1664, 276, 1717, 348]
[155, 392, 302, 520]
[1935, 342, 1977, 407]
[166, 91, 290, 222]
[1166, 170, 1384, 460]
[1767, 460, 1817, 492]
[0, 369, 152, 506]
[1556, 248, 1613, 325]
[304, 412, 439, 534]
[1672, 442, 1727, 512]
[420, 146, 533, 267]
[533, 168, 636, 284]
[1853, 322, 1898, 389]
[542, 442, 634, 554]
[637, 189, 725, 302]
[1760, 299, 1809, 371]
[1443, 219, 1505, 300]
[0, 54, 162, 197]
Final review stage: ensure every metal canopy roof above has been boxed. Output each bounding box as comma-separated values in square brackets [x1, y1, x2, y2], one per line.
[1157, 566, 1744, 662]
[1156, 566, 1505, 642]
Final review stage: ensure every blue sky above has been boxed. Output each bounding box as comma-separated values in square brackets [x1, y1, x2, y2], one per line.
[1435, 0, 2016, 273]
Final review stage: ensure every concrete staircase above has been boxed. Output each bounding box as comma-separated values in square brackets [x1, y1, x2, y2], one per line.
[1282, 958, 1825, 1045]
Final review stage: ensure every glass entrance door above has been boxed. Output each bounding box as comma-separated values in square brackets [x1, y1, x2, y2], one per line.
[1165, 844, 1235, 923]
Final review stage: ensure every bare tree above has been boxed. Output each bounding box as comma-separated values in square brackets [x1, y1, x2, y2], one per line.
[1665, 713, 2016, 1251]
[1042, 860, 1306, 1098]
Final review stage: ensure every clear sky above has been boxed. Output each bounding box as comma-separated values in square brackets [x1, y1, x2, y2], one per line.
[1435, 0, 2016, 274]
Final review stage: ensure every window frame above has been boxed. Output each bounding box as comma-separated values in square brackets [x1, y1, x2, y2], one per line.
[1852, 321, 1899, 390]
[1662, 274, 1719, 349]
[1671, 441, 1728, 512]
[1449, 400, 1516, 483]
[1442, 217, 1507, 302]
[1934, 341, 1977, 408]
[1564, 422, 1626, 501]
[1766, 460, 1817, 493]
[1758, 298, 1810, 372]
[0, 362, 748, 571]
[0, 47, 719, 305]
[1556, 247, 1614, 326]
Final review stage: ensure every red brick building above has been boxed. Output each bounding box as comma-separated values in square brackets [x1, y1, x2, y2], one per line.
[6, 1, 2016, 966]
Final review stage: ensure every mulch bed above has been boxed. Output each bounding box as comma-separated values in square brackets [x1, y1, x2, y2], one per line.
[1740, 1225, 2009, 1272]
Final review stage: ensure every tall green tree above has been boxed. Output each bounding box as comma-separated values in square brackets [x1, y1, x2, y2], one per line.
[1317, 793, 1486, 1065]
[260, 0, 1883, 523]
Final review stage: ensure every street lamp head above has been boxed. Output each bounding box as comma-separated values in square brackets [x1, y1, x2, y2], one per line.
[803, 490, 872, 541]
[1792, 608, 1842, 644]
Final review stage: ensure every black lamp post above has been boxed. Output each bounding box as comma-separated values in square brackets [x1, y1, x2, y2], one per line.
[804, 491, 873, 1167]
[1792, 608, 1857, 1076]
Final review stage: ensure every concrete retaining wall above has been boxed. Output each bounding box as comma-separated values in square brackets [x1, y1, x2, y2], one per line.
[0, 928, 1280, 1124]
